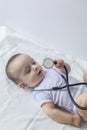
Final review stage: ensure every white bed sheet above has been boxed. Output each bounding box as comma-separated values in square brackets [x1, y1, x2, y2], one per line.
[0, 26, 87, 130]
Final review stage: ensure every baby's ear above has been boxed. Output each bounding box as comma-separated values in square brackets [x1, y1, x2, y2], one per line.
[18, 83, 26, 88]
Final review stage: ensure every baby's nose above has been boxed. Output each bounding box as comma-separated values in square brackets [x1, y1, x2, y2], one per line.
[32, 65, 38, 71]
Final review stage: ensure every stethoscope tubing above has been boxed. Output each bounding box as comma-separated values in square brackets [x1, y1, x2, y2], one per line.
[32, 82, 87, 91]
[63, 65, 87, 110]
[32, 65, 87, 110]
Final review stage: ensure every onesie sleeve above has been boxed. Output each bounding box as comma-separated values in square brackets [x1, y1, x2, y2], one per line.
[33, 91, 53, 107]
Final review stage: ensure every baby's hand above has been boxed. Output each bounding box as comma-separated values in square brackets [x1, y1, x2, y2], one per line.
[72, 114, 83, 127]
[53, 59, 64, 69]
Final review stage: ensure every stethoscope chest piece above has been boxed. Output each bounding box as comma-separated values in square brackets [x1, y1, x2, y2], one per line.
[43, 58, 54, 69]
[42, 58, 87, 110]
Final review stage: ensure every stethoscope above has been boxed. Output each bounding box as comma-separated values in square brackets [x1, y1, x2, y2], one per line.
[33, 58, 87, 110]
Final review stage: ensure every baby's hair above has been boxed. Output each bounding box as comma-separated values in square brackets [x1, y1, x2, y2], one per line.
[5, 53, 22, 84]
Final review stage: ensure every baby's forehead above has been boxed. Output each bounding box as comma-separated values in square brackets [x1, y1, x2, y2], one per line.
[10, 54, 33, 72]
[16, 54, 34, 65]
[9, 54, 33, 73]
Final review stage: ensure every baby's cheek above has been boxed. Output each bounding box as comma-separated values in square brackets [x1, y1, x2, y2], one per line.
[29, 74, 38, 82]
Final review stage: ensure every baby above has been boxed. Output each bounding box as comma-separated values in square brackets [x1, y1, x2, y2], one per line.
[6, 53, 87, 127]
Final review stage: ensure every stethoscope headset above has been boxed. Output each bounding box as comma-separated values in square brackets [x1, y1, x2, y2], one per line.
[32, 58, 87, 110]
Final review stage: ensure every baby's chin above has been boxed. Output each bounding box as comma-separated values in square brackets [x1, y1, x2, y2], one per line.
[35, 79, 44, 87]
[35, 72, 46, 87]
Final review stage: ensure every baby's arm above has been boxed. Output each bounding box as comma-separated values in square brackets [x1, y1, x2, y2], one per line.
[54, 59, 71, 74]
[42, 102, 83, 127]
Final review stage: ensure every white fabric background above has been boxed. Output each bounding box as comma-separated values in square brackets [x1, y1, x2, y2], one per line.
[0, 26, 87, 130]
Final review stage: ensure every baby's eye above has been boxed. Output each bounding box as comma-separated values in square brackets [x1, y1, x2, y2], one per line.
[32, 61, 36, 65]
[26, 67, 31, 73]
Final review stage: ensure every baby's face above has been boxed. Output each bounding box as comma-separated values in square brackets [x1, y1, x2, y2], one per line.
[11, 54, 45, 88]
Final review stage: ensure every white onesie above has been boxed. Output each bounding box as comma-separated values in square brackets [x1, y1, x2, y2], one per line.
[33, 68, 87, 121]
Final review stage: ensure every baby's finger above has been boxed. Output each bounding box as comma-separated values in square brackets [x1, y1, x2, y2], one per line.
[53, 59, 58, 64]
[54, 60, 57, 64]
